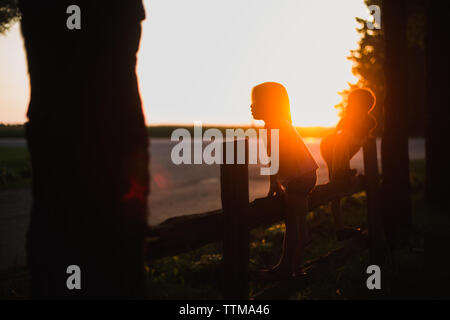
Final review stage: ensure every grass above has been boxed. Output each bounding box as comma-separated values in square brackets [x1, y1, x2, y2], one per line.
[0, 125, 25, 138]
[0, 146, 31, 190]
[145, 158, 448, 300]
[145, 192, 371, 300]
[1, 157, 448, 299]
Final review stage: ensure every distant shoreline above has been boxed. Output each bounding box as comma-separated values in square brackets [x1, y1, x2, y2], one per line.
[0, 124, 338, 138]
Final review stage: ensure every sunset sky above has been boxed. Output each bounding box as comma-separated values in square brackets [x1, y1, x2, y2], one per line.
[0, 0, 370, 127]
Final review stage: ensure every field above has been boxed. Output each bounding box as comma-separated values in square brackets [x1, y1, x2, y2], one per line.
[145, 159, 447, 300]
[2, 154, 445, 299]
[0, 146, 31, 191]
[0, 124, 336, 140]
[0, 136, 447, 299]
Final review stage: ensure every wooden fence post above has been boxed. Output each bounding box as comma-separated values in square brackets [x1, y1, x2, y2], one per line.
[221, 138, 250, 300]
[362, 137, 384, 266]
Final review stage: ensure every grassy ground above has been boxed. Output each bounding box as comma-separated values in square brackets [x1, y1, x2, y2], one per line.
[145, 192, 370, 300]
[1, 157, 448, 299]
[145, 159, 449, 300]
[0, 125, 25, 138]
[0, 146, 31, 191]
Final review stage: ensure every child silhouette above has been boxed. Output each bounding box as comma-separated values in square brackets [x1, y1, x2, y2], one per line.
[251, 82, 318, 279]
[320, 88, 377, 241]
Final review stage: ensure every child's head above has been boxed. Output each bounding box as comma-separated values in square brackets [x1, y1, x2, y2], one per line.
[346, 88, 376, 117]
[251, 82, 292, 124]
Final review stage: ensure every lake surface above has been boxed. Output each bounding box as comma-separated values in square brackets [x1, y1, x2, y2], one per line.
[149, 137, 425, 225]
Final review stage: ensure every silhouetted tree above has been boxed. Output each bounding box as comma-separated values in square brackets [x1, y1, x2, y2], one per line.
[381, 0, 412, 252]
[347, 0, 384, 135]
[19, 0, 149, 298]
[405, 1, 427, 137]
[339, 0, 427, 137]
[0, 0, 20, 33]
[335, 0, 384, 133]
[425, 1, 450, 210]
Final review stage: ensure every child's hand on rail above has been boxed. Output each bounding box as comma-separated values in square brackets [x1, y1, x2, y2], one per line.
[268, 176, 284, 198]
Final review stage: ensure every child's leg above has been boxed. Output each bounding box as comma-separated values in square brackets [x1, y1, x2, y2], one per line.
[322, 134, 361, 241]
[321, 135, 345, 232]
[274, 197, 300, 273]
[276, 194, 308, 273]
[292, 195, 309, 270]
[329, 135, 350, 233]
[331, 134, 351, 180]
[331, 198, 344, 231]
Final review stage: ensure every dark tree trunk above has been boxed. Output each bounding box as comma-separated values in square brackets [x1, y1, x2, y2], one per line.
[19, 0, 149, 299]
[381, 0, 412, 250]
[425, 1, 450, 211]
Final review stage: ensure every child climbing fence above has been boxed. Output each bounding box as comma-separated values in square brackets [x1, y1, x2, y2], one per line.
[147, 137, 383, 299]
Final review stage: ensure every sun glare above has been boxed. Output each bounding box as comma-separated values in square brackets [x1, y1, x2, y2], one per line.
[0, 1, 370, 128]
[137, 0, 369, 127]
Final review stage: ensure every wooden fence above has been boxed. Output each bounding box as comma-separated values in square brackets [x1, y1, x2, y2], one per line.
[146, 138, 383, 299]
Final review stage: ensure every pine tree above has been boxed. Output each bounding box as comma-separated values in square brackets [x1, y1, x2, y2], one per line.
[0, 0, 19, 34]
[335, 0, 384, 134]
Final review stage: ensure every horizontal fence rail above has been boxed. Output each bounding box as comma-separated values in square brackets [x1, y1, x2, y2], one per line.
[146, 175, 366, 261]
[145, 137, 381, 299]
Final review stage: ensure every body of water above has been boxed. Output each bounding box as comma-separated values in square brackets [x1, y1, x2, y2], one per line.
[149, 137, 425, 225]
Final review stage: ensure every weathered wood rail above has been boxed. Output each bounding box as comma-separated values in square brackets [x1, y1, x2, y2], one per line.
[146, 176, 365, 260]
[146, 137, 383, 299]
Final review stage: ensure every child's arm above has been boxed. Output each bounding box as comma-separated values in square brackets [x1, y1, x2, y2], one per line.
[331, 133, 351, 180]
[367, 114, 377, 139]
[268, 174, 283, 197]
[266, 123, 283, 197]
[336, 118, 345, 133]
[358, 115, 377, 145]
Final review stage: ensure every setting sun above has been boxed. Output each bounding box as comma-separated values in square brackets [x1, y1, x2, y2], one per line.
[137, 0, 370, 127]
